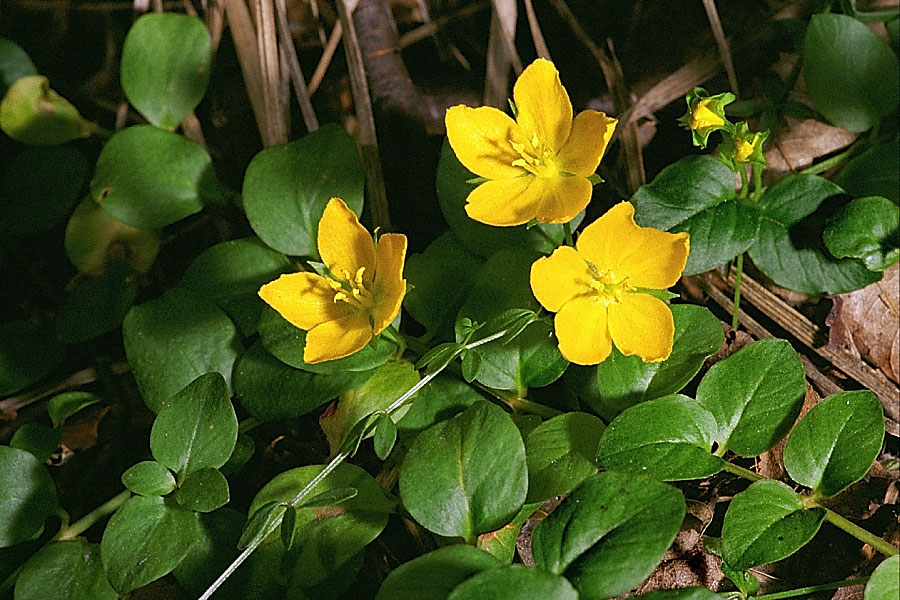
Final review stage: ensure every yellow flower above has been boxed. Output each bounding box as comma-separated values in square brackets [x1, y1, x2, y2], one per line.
[530, 202, 689, 365]
[258, 198, 407, 364]
[445, 58, 617, 227]
[689, 98, 725, 131]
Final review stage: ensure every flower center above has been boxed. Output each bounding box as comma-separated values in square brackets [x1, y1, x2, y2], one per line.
[587, 266, 633, 306]
[330, 267, 373, 310]
[510, 133, 559, 178]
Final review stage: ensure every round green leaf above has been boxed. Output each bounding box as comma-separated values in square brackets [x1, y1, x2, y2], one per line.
[10, 423, 60, 464]
[436, 140, 579, 258]
[636, 589, 722, 600]
[476, 520, 520, 564]
[375, 545, 501, 600]
[181, 237, 291, 336]
[396, 374, 485, 443]
[722, 480, 825, 570]
[101, 495, 200, 594]
[243, 124, 364, 257]
[675, 201, 761, 275]
[0, 36, 37, 97]
[597, 395, 724, 481]
[0, 446, 59, 547]
[400, 401, 527, 541]
[149, 372, 238, 476]
[834, 140, 899, 204]
[696, 339, 806, 456]
[1, 145, 88, 236]
[91, 125, 223, 229]
[783, 390, 885, 499]
[0, 75, 95, 145]
[532, 471, 685, 600]
[803, 13, 899, 132]
[865, 556, 899, 600]
[233, 341, 373, 421]
[571, 304, 723, 421]
[172, 508, 245, 598]
[55, 262, 137, 343]
[824, 196, 899, 271]
[448, 564, 578, 600]
[14, 540, 116, 600]
[121, 461, 176, 497]
[221, 432, 255, 476]
[0, 320, 63, 396]
[175, 467, 230, 512]
[123, 287, 241, 413]
[121, 13, 212, 130]
[47, 391, 101, 427]
[525, 412, 605, 503]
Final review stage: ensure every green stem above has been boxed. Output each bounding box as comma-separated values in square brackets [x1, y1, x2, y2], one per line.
[738, 166, 749, 198]
[799, 146, 855, 175]
[54, 489, 131, 541]
[731, 253, 744, 330]
[754, 577, 869, 600]
[751, 163, 763, 201]
[239, 417, 260, 434]
[563, 222, 574, 247]
[722, 460, 764, 482]
[818, 506, 899, 557]
[507, 397, 564, 419]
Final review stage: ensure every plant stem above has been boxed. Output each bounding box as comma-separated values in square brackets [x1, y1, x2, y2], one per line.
[722, 460, 764, 482]
[753, 577, 869, 600]
[507, 397, 564, 419]
[54, 489, 131, 541]
[238, 417, 260, 434]
[563, 222, 574, 247]
[738, 166, 749, 198]
[799, 146, 855, 175]
[731, 253, 744, 330]
[818, 506, 900, 557]
[751, 163, 763, 201]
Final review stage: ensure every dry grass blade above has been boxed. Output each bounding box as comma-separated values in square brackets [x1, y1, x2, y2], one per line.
[523, 0, 551, 60]
[221, 0, 269, 144]
[274, 0, 319, 131]
[485, 0, 520, 108]
[701, 0, 740, 97]
[309, 21, 342, 96]
[255, 0, 289, 145]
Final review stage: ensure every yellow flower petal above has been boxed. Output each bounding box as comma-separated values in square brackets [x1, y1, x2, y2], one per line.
[554, 295, 612, 365]
[371, 232, 407, 334]
[445, 105, 529, 179]
[530, 246, 593, 312]
[513, 59, 573, 153]
[557, 110, 617, 177]
[259, 272, 352, 330]
[576, 202, 689, 289]
[535, 175, 593, 224]
[689, 98, 725, 131]
[464, 176, 542, 226]
[304, 312, 373, 363]
[608, 292, 674, 362]
[318, 198, 376, 283]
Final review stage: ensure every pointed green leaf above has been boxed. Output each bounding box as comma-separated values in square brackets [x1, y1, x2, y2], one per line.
[375, 545, 501, 600]
[121, 461, 176, 497]
[448, 564, 578, 600]
[47, 391, 101, 427]
[298, 487, 358, 508]
[0, 75, 95, 145]
[14, 540, 116, 600]
[525, 412, 605, 503]
[373, 414, 398, 460]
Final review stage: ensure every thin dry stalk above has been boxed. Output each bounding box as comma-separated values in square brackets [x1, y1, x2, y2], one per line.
[523, 0, 551, 60]
[255, 0, 289, 145]
[701, 0, 740, 97]
[309, 21, 342, 96]
[221, 0, 269, 143]
[484, 0, 522, 108]
[274, 0, 319, 131]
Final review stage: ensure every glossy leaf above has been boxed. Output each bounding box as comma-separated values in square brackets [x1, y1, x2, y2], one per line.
[834, 140, 899, 204]
[447, 564, 578, 600]
[635, 589, 722, 600]
[91, 125, 223, 229]
[373, 415, 398, 460]
[0, 75, 95, 145]
[101, 495, 200, 594]
[375, 545, 500, 600]
[532, 471, 685, 600]
[399, 401, 527, 540]
[10, 422, 60, 464]
[174, 467, 230, 512]
[803, 14, 899, 132]
[14, 540, 116, 600]
[396, 374, 485, 442]
[525, 412, 605, 503]
[149, 372, 238, 477]
[696, 339, 806, 456]
[121, 13, 212, 129]
[0, 36, 37, 96]
[865, 556, 899, 600]
[55, 262, 137, 343]
[721, 480, 825, 570]
[172, 508, 245, 598]
[243, 124, 364, 257]
[596, 395, 725, 481]
[123, 287, 241, 413]
[0, 320, 63, 396]
[0, 446, 59, 547]
[47, 391, 101, 427]
[476, 522, 520, 564]
[824, 196, 899, 271]
[121, 461, 176, 497]
[783, 390, 885, 498]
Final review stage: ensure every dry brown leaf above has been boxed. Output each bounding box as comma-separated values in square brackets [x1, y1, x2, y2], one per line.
[766, 116, 858, 173]
[59, 405, 110, 451]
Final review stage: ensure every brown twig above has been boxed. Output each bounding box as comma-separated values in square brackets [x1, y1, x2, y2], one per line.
[274, 0, 319, 131]
[523, 0, 551, 60]
[701, 0, 740, 97]
[308, 21, 342, 96]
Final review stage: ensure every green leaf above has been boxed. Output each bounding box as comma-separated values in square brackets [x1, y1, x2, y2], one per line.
[0, 36, 37, 97]
[47, 391, 101, 427]
[476, 522, 520, 564]
[783, 390, 884, 498]
[238, 501, 286, 550]
[570, 304, 723, 421]
[0, 75, 96, 145]
[14, 540, 116, 600]
[298, 487, 358, 508]
[375, 545, 501, 600]
[525, 412, 605, 503]
[55, 262, 137, 343]
[399, 401, 527, 540]
[149, 372, 238, 477]
[181, 237, 291, 336]
[10, 423, 60, 464]
[866, 556, 899, 600]
[635, 588, 722, 600]
[696, 339, 806, 456]
[824, 196, 899, 270]
[436, 140, 579, 257]
[0, 320, 63, 396]
[721, 480, 825, 570]
[834, 140, 899, 204]
[172, 508, 245, 598]
[101, 495, 200, 594]
[803, 13, 899, 132]
[447, 564, 578, 600]
[123, 287, 241, 413]
[91, 125, 223, 229]
[396, 375, 485, 443]
[0, 145, 88, 236]
[243, 124, 364, 257]
[0, 445, 59, 547]
[121, 461, 176, 497]
[247, 462, 391, 588]
[403, 232, 484, 338]
[532, 471, 685, 600]
[220, 432, 255, 476]
[121, 13, 212, 130]
[373, 415, 398, 460]
[596, 395, 725, 481]
[758, 174, 843, 226]
[233, 341, 373, 422]
[281, 505, 297, 549]
[174, 467, 230, 512]
[257, 304, 396, 374]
